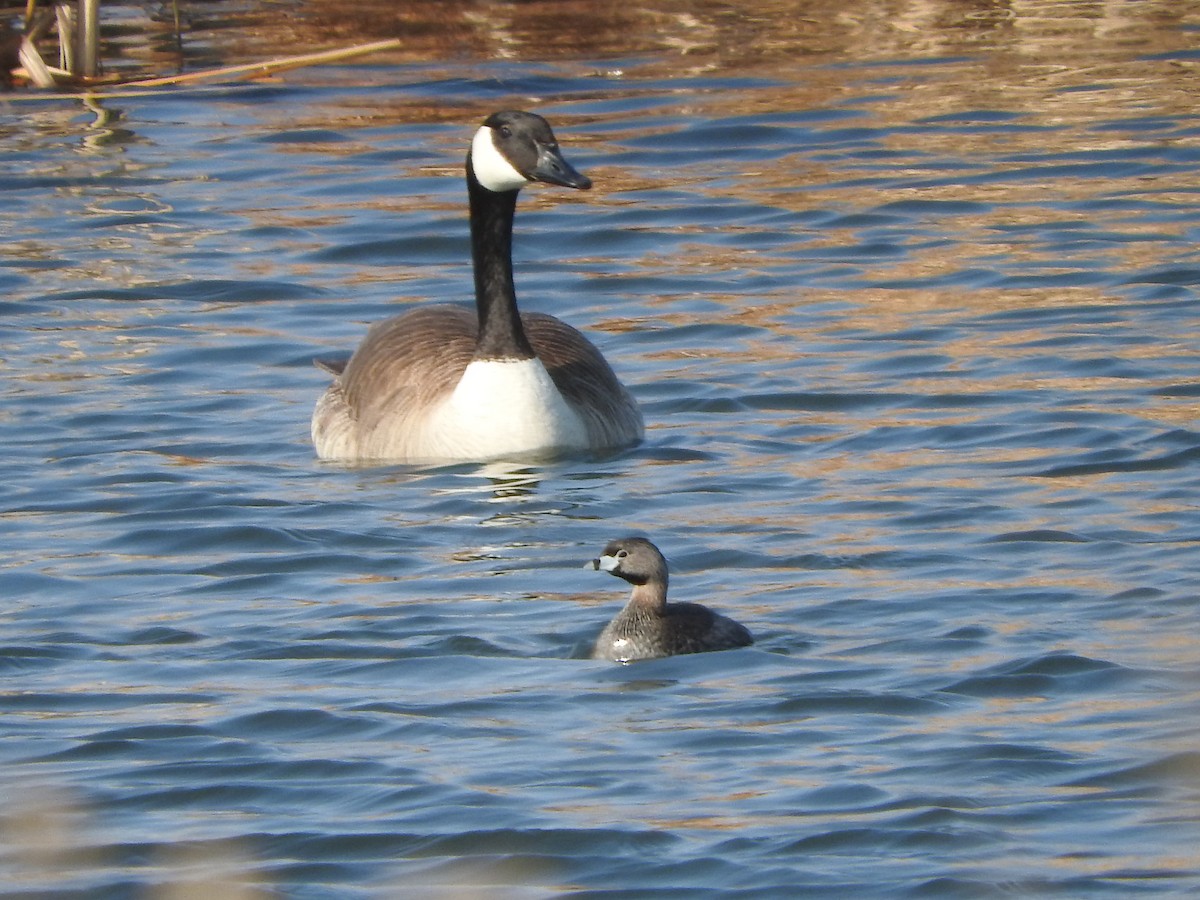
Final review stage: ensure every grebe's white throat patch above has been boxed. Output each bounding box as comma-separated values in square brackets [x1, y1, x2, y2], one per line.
[471, 127, 529, 192]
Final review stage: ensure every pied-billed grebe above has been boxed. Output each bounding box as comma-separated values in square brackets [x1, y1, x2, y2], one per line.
[588, 536, 753, 662]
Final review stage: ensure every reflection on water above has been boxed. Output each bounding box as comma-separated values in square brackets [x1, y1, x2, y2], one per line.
[1, 0, 1199, 897]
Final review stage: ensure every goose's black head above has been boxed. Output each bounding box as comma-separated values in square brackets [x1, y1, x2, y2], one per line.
[590, 537, 668, 587]
[468, 110, 592, 194]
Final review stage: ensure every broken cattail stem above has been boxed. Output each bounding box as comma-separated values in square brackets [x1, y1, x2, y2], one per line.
[111, 38, 403, 88]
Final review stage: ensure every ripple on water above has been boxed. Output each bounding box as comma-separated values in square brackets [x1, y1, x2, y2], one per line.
[943, 652, 1137, 699]
[2, 18, 1200, 899]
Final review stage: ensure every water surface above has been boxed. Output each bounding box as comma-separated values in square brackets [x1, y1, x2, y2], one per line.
[2, 2, 1199, 897]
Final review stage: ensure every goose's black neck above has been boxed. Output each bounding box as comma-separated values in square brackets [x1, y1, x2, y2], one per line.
[468, 166, 536, 361]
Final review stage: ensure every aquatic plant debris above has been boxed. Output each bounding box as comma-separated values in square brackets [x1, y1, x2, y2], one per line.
[12, 37, 402, 91]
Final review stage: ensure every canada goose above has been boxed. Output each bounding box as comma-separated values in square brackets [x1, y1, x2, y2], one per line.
[588, 537, 754, 662]
[312, 110, 643, 462]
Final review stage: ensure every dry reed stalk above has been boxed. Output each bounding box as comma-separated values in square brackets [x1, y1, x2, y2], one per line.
[17, 36, 55, 87]
[110, 38, 404, 89]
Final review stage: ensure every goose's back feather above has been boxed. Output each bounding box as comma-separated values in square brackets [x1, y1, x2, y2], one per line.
[313, 305, 476, 459]
[313, 304, 642, 460]
[342, 305, 477, 421]
[313, 356, 348, 377]
[523, 312, 643, 448]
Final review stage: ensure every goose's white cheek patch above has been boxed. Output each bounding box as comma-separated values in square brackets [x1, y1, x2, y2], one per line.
[471, 127, 528, 192]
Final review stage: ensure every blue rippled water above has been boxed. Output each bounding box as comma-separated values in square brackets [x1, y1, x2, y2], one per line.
[2, 5, 1199, 897]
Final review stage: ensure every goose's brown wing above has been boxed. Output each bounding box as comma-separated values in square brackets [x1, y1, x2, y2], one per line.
[522, 312, 643, 448]
[338, 304, 477, 432]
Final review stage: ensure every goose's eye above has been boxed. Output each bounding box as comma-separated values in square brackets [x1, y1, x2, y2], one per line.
[499, 126, 512, 139]
[616, 549, 628, 559]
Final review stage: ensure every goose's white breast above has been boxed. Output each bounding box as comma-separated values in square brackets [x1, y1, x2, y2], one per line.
[424, 358, 588, 458]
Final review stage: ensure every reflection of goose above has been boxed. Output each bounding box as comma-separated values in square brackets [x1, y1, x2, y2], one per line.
[448, 461, 545, 502]
[588, 537, 754, 662]
[312, 110, 643, 463]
